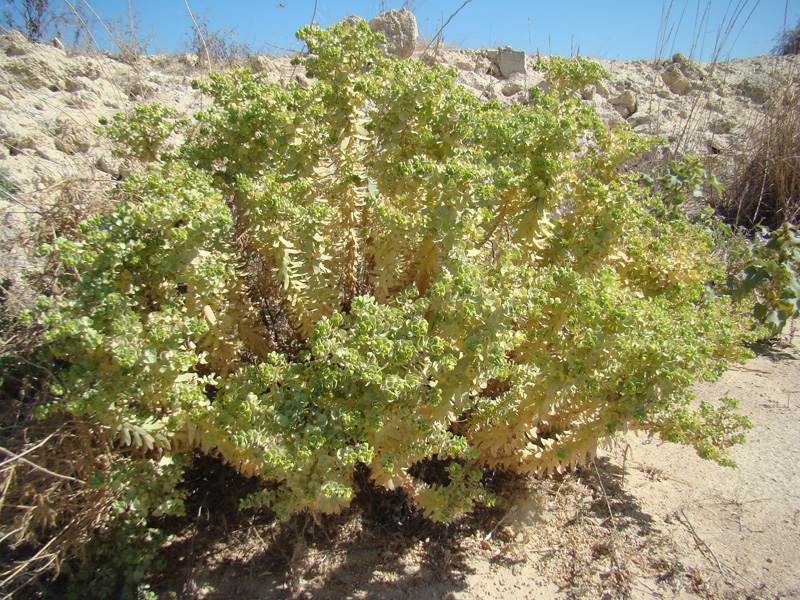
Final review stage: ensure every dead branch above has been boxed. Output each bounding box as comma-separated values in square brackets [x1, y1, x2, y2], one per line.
[0, 446, 84, 485]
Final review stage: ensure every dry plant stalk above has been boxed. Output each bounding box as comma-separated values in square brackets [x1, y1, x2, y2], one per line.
[0, 416, 117, 596]
[724, 83, 800, 229]
[0, 178, 123, 596]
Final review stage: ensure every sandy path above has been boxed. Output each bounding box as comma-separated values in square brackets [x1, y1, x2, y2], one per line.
[615, 332, 800, 599]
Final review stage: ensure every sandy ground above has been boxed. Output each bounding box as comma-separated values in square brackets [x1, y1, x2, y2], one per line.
[165, 328, 799, 600]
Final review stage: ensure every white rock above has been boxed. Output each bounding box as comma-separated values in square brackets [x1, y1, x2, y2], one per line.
[335, 15, 367, 28]
[63, 90, 99, 109]
[628, 114, 652, 128]
[502, 73, 526, 96]
[737, 80, 769, 104]
[53, 119, 92, 154]
[369, 9, 418, 60]
[709, 118, 735, 134]
[0, 41, 101, 95]
[179, 52, 198, 68]
[610, 90, 637, 118]
[473, 57, 492, 74]
[498, 46, 526, 78]
[706, 137, 728, 154]
[125, 80, 157, 100]
[35, 146, 57, 161]
[97, 153, 122, 178]
[594, 80, 610, 98]
[1, 31, 31, 56]
[0, 113, 44, 155]
[662, 65, 692, 95]
[248, 55, 273, 73]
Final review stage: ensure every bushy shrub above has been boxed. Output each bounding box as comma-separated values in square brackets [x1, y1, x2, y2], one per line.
[773, 17, 800, 55]
[184, 12, 261, 69]
[3, 0, 52, 41]
[99, 104, 187, 164]
[66, 513, 165, 600]
[728, 223, 800, 335]
[31, 23, 757, 525]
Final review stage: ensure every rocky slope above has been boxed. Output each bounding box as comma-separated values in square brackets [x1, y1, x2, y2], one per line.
[2, 27, 799, 195]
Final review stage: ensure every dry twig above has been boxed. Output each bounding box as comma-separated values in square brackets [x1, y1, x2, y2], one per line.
[592, 460, 631, 597]
[480, 504, 517, 547]
[0, 446, 84, 485]
[183, 0, 211, 69]
[420, 0, 474, 60]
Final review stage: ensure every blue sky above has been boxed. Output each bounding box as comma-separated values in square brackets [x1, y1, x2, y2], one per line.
[29, 0, 800, 60]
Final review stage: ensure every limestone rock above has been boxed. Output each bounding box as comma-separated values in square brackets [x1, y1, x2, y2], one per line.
[179, 52, 198, 68]
[672, 52, 691, 65]
[628, 114, 652, 129]
[335, 15, 367, 28]
[610, 90, 637, 118]
[369, 9, 418, 60]
[61, 76, 84, 92]
[594, 80, 610, 98]
[470, 56, 488, 73]
[0, 113, 45, 155]
[653, 86, 671, 99]
[606, 114, 626, 130]
[125, 80, 157, 99]
[581, 85, 596, 101]
[0, 39, 101, 94]
[706, 137, 728, 154]
[3, 54, 61, 89]
[498, 46, 526, 78]
[483, 57, 501, 78]
[96, 153, 124, 178]
[53, 119, 92, 154]
[1, 31, 31, 57]
[247, 55, 273, 73]
[63, 90, 99, 109]
[454, 55, 473, 71]
[662, 65, 692, 95]
[672, 52, 704, 80]
[295, 74, 311, 89]
[35, 146, 57, 161]
[709, 118, 735, 134]
[737, 80, 769, 104]
[502, 73, 526, 96]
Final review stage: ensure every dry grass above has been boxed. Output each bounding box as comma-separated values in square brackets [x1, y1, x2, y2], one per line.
[637, 1, 800, 234]
[0, 408, 117, 598]
[718, 82, 800, 229]
[0, 174, 124, 597]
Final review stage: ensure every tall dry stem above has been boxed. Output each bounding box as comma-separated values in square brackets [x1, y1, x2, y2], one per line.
[721, 82, 800, 228]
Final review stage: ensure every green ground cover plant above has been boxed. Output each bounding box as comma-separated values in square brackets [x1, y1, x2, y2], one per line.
[7, 20, 795, 597]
